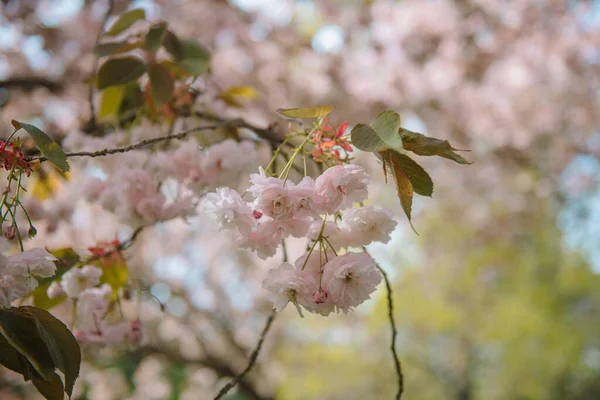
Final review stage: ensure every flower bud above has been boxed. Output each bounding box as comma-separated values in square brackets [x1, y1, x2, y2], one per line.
[313, 287, 328, 304]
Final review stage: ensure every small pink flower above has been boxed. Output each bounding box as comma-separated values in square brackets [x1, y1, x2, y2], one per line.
[314, 165, 369, 213]
[313, 287, 328, 304]
[322, 252, 381, 313]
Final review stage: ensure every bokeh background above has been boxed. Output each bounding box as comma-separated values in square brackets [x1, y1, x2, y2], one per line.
[1, 0, 600, 399]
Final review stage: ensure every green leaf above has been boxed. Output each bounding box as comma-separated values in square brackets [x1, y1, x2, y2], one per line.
[104, 9, 146, 36]
[0, 308, 56, 382]
[392, 152, 433, 197]
[95, 40, 141, 57]
[400, 129, 472, 165]
[176, 39, 210, 75]
[276, 105, 334, 119]
[381, 150, 417, 233]
[370, 110, 403, 153]
[21, 306, 81, 397]
[350, 123, 386, 152]
[96, 57, 146, 90]
[148, 63, 174, 107]
[97, 256, 129, 301]
[144, 22, 168, 53]
[218, 85, 259, 107]
[98, 86, 125, 121]
[0, 332, 24, 374]
[32, 372, 65, 400]
[11, 121, 69, 172]
[162, 31, 184, 60]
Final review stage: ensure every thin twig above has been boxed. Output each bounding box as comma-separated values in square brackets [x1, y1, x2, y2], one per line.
[88, 0, 114, 127]
[213, 309, 277, 400]
[364, 247, 403, 399]
[26, 124, 222, 162]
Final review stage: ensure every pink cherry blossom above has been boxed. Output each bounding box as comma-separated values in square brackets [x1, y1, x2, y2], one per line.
[262, 262, 317, 317]
[202, 187, 254, 235]
[340, 206, 397, 247]
[288, 176, 324, 218]
[314, 165, 369, 213]
[60, 265, 103, 299]
[322, 252, 382, 313]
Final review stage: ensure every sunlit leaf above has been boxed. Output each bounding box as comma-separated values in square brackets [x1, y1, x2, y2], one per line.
[96, 57, 146, 90]
[392, 152, 433, 197]
[99, 85, 125, 121]
[96, 255, 129, 300]
[144, 22, 168, 53]
[351, 123, 386, 152]
[21, 306, 81, 397]
[95, 40, 141, 57]
[381, 150, 417, 233]
[30, 169, 61, 200]
[219, 85, 259, 107]
[0, 308, 56, 382]
[11, 121, 69, 172]
[370, 110, 403, 153]
[400, 129, 472, 165]
[104, 9, 146, 36]
[276, 105, 334, 119]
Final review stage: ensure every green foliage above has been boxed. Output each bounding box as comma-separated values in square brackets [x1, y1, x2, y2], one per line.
[95, 40, 141, 57]
[144, 22, 168, 53]
[350, 110, 469, 227]
[11, 120, 69, 172]
[32, 372, 64, 400]
[96, 56, 146, 89]
[400, 129, 472, 165]
[381, 150, 416, 230]
[176, 39, 211, 75]
[104, 9, 146, 36]
[276, 105, 334, 119]
[0, 307, 81, 400]
[99, 86, 126, 121]
[98, 255, 129, 300]
[23, 306, 81, 396]
[148, 63, 174, 106]
[0, 308, 57, 381]
[94, 11, 211, 123]
[350, 124, 386, 152]
[370, 110, 404, 153]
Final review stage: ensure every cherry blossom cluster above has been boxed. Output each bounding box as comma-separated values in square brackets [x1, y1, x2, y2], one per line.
[0, 238, 57, 307]
[203, 164, 397, 316]
[47, 263, 141, 346]
[83, 139, 259, 227]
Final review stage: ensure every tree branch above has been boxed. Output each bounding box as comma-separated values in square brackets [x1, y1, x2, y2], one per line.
[0, 78, 63, 93]
[25, 124, 223, 162]
[364, 247, 404, 399]
[213, 309, 277, 400]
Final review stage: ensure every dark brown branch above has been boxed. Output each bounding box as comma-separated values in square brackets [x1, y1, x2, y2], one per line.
[0, 78, 63, 93]
[25, 124, 223, 162]
[88, 0, 114, 128]
[213, 309, 277, 400]
[364, 247, 403, 399]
